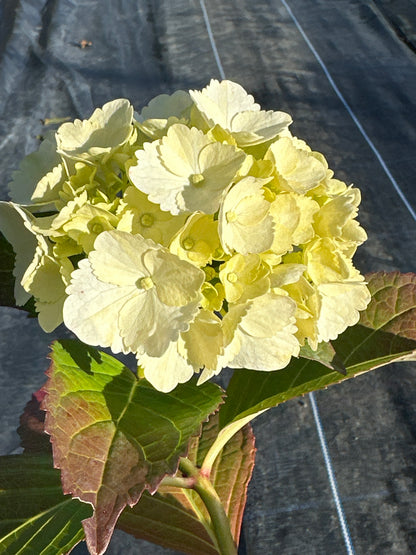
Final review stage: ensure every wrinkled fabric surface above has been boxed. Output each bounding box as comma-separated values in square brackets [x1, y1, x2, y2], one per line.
[1, 1, 416, 553]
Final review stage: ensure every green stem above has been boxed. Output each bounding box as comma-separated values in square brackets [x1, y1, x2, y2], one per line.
[179, 458, 237, 555]
[159, 475, 195, 489]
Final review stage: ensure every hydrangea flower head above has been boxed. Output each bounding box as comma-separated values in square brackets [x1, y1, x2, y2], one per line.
[1, 80, 370, 391]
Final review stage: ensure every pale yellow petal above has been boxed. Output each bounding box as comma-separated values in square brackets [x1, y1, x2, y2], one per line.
[139, 339, 194, 393]
[64, 258, 133, 353]
[316, 281, 371, 342]
[89, 230, 150, 286]
[182, 310, 223, 371]
[8, 133, 63, 209]
[57, 99, 134, 161]
[219, 176, 273, 254]
[137, 90, 193, 139]
[129, 140, 186, 214]
[266, 137, 327, 194]
[190, 79, 259, 130]
[231, 109, 292, 146]
[169, 212, 221, 267]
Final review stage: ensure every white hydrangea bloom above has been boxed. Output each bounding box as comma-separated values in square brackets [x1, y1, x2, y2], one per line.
[56, 98, 134, 162]
[129, 123, 246, 215]
[218, 176, 274, 254]
[63, 230, 204, 357]
[316, 281, 371, 342]
[138, 338, 194, 393]
[266, 136, 327, 194]
[220, 291, 300, 371]
[3, 82, 372, 392]
[8, 133, 64, 209]
[190, 79, 292, 146]
[136, 90, 193, 139]
[138, 309, 223, 392]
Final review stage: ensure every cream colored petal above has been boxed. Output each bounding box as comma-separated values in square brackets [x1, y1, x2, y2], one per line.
[169, 212, 221, 267]
[342, 219, 367, 245]
[117, 186, 187, 246]
[314, 187, 361, 238]
[23, 251, 67, 305]
[139, 339, 194, 393]
[316, 281, 371, 342]
[292, 194, 320, 245]
[270, 263, 306, 288]
[269, 193, 300, 255]
[182, 310, 223, 371]
[36, 296, 66, 333]
[178, 142, 245, 214]
[129, 141, 186, 214]
[139, 90, 192, 121]
[159, 124, 211, 176]
[231, 109, 292, 146]
[64, 258, 133, 354]
[137, 90, 193, 139]
[224, 293, 299, 370]
[219, 253, 270, 304]
[219, 176, 273, 254]
[190, 79, 259, 129]
[239, 293, 297, 338]
[304, 237, 362, 285]
[146, 247, 204, 307]
[229, 331, 299, 371]
[89, 230, 149, 286]
[8, 133, 64, 209]
[267, 137, 327, 194]
[31, 164, 65, 206]
[56, 99, 134, 161]
[117, 288, 198, 356]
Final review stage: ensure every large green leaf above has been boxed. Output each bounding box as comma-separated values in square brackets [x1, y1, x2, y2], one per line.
[0, 454, 91, 554]
[220, 271, 416, 428]
[117, 413, 255, 554]
[43, 340, 223, 555]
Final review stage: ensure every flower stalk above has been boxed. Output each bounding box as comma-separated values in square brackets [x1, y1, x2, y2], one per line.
[179, 457, 238, 555]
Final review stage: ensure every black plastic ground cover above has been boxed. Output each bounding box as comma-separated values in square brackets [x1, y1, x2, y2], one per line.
[1, 1, 415, 553]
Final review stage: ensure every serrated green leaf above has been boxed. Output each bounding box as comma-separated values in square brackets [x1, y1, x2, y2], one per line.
[0, 454, 91, 554]
[117, 490, 218, 555]
[117, 413, 255, 554]
[43, 340, 223, 555]
[220, 271, 416, 428]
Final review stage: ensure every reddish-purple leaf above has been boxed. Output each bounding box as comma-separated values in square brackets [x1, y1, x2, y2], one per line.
[360, 271, 416, 338]
[118, 413, 256, 554]
[43, 340, 223, 555]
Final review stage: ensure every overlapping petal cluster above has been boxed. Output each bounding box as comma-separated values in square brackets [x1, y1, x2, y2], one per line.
[1, 79, 370, 391]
